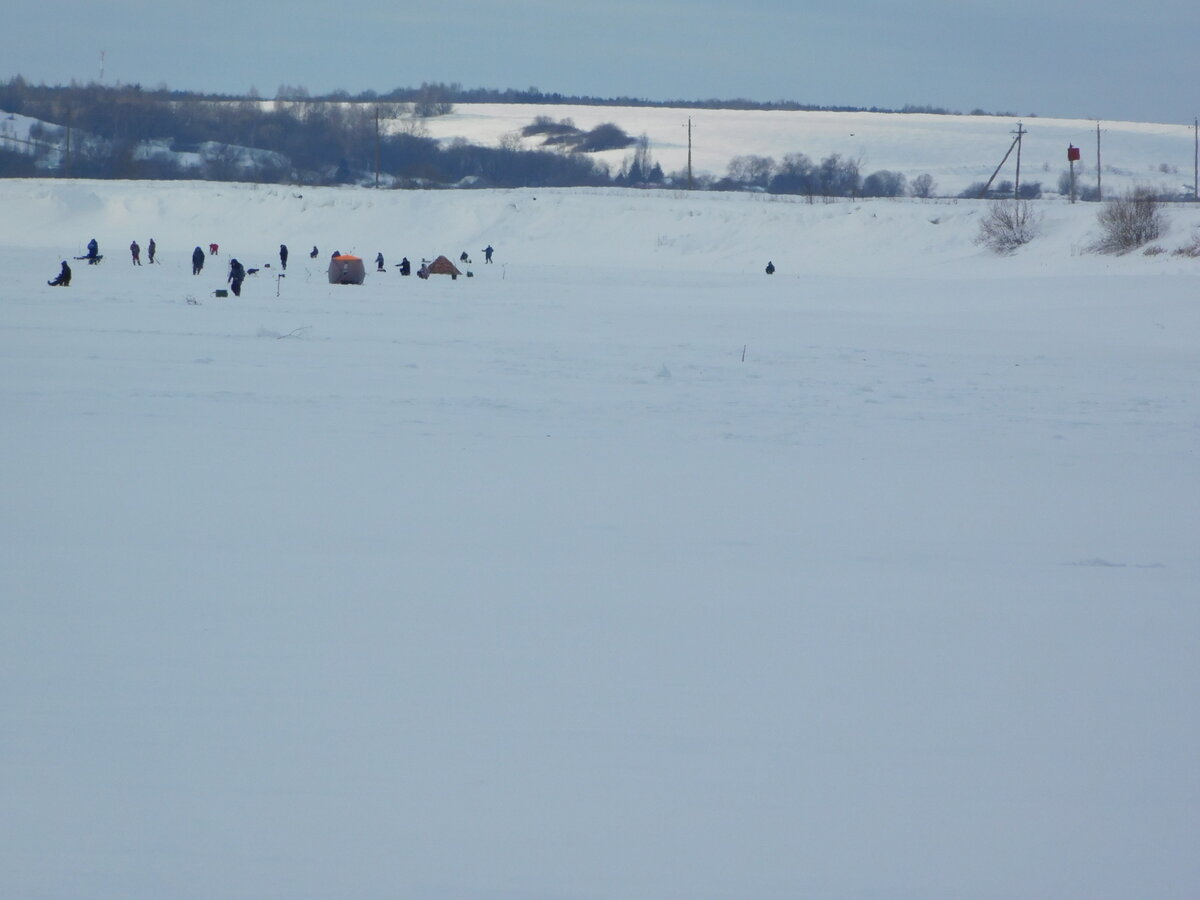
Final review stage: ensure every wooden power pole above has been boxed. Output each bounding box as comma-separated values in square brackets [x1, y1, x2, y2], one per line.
[979, 124, 1024, 198]
[686, 117, 696, 190]
[374, 108, 381, 188]
[1012, 122, 1026, 199]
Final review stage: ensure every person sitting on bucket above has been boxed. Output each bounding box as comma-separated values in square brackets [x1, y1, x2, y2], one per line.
[80, 237, 101, 264]
[48, 260, 71, 286]
[765, 261, 775, 274]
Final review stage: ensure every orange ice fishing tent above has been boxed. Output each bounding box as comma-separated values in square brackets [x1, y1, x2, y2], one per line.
[427, 255, 462, 278]
[328, 254, 366, 285]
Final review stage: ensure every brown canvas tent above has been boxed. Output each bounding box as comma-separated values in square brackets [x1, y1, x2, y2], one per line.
[427, 255, 462, 279]
[328, 254, 366, 285]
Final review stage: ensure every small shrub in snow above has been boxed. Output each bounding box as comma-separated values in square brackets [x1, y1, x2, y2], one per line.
[975, 199, 1040, 254]
[1171, 232, 1200, 257]
[1091, 190, 1164, 254]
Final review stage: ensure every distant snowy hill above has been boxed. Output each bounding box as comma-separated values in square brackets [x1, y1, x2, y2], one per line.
[417, 104, 1199, 197]
[6, 101, 1199, 197]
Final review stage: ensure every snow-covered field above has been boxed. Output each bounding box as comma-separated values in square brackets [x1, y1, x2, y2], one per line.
[419, 104, 1200, 197]
[2, 177, 1198, 900]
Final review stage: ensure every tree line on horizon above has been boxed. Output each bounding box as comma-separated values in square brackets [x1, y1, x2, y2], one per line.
[2, 75, 1017, 117]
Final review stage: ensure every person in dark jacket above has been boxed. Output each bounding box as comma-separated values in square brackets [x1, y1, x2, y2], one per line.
[310, 245, 319, 259]
[483, 245, 494, 263]
[375, 252, 385, 272]
[147, 238, 156, 264]
[280, 244, 288, 270]
[130, 240, 141, 265]
[192, 246, 205, 275]
[84, 238, 101, 264]
[228, 258, 246, 296]
[765, 261, 775, 274]
[398, 257, 411, 276]
[48, 260, 71, 286]
[459, 251, 470, 264]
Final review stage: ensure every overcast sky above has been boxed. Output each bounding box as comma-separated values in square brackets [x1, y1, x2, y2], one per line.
[6, 0, 1196, 124]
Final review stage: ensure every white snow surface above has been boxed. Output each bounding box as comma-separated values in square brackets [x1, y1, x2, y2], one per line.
[416, 104, 1200, 197]
[2, 177, 1199, 900]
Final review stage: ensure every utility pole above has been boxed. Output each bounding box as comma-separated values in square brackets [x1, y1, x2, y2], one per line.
[1096, 121, 1102, 201]
[1194, 118, 1198, 201]
[979, 125, 1023, 198]
[1012, 121, 1026, 200]
[374, 108, 381, 188]
[686, 117, 696, 189]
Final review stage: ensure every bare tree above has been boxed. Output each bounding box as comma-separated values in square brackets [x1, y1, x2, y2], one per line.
[726, 154, 775, 188]
[911, 173, 936, 198]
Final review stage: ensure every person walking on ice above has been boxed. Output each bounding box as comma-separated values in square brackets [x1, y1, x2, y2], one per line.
[130, 241, 141, 265]
[192, 246, 205, 275]
[228, 258, 246, 296]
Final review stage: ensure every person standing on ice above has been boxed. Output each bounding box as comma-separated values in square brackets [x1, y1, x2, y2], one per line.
[279, 244, 288, 270]
[228, 259, 246, 296]
[483, 245, 494, 263]
[48, 260, 71, 286]
[375, 252, 385, 272]
[130, 241, 141, 265]
[147, 238, 156, 264]
[192, 246, 205, 275]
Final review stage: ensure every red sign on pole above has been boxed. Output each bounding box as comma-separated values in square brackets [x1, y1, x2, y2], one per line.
[1067, 145, 1081, 162]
